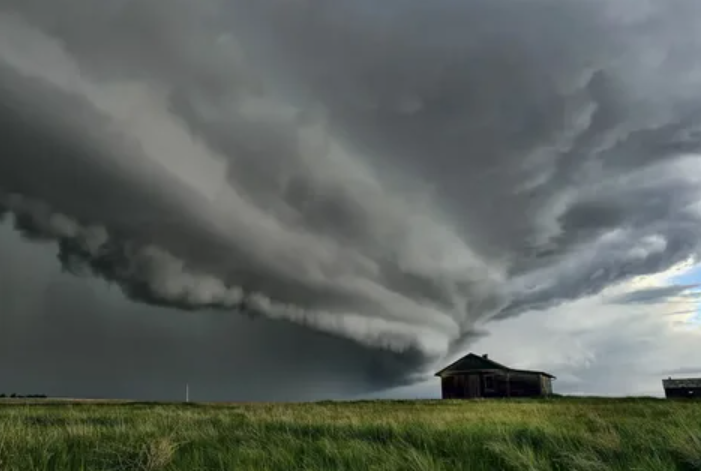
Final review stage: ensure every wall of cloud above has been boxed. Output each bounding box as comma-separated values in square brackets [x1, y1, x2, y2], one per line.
[2, 0, 701, 383]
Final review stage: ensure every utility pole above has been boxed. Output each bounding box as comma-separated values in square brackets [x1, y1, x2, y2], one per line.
[185, 383, 189, 403]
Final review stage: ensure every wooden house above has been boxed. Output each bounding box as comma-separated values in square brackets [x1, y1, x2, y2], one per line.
[662, 377, 701, 399]
[434, 353, 556, 399]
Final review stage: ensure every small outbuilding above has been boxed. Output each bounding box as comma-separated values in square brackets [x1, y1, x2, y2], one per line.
[435, 353, 556, 399]
[662, 377, 701, 399]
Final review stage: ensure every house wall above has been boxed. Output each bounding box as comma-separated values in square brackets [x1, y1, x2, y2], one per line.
[441, 374, 482, 399]
[440, 376, 455, 399]
[665, 387, 701, 399]
[503, 373, 544, 398]
[541, 376, 553, 395]
[441, 372, 550, 399]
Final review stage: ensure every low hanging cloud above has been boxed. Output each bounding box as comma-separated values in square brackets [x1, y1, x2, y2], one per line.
[2, 0, 701, 380]
[608, 284, 701, 305]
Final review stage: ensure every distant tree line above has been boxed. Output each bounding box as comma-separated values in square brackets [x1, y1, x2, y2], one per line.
[0, 393, 47, 398]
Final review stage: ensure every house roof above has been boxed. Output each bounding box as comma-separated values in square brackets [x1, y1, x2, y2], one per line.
[663, 378, 701, 389]
[434, 353, 556, 379]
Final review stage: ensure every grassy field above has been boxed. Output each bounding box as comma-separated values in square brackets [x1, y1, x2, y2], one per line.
[0, 397, 699, 471]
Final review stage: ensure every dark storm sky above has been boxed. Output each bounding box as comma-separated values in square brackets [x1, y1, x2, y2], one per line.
[2, 0, 701, 400]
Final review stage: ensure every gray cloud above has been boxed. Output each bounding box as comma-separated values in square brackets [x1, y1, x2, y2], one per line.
[2, 0, 701, 393]
[608, 284, 701, 305]
[0, 222, 427, 400]
[659, 367, 701, 377]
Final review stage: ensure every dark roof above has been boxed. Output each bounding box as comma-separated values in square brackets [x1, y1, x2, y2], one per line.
[663, 378, 701, 388]
[434, 353, 556, 379]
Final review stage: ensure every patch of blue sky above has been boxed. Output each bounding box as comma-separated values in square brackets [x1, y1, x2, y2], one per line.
[671, 263, 701, 324]
[671, 263, 701, 286]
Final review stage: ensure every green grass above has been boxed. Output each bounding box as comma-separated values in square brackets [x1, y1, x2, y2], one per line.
[0, 397, 699, 470]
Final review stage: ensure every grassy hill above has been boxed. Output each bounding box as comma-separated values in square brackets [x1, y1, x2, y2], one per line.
[0, 397, 699, 470]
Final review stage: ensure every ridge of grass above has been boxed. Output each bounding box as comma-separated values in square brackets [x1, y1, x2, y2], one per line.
[0, 397, 698, 470]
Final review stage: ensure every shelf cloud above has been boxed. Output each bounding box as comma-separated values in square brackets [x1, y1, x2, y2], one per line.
[2, 0, 701, 390]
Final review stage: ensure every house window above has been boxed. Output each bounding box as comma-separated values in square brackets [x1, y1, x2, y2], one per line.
[484, 375, 495, 392]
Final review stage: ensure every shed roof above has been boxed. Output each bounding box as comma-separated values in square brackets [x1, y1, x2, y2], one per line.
[434, 353, 556, 379]
[663, 378, 701, 389]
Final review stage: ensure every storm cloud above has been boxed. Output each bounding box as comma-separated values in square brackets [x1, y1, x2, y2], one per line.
[608, 284, 701, 305]
[2, 0, 701, 393]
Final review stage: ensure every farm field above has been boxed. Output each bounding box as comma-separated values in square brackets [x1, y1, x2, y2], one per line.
[0, 397, 699, 471]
